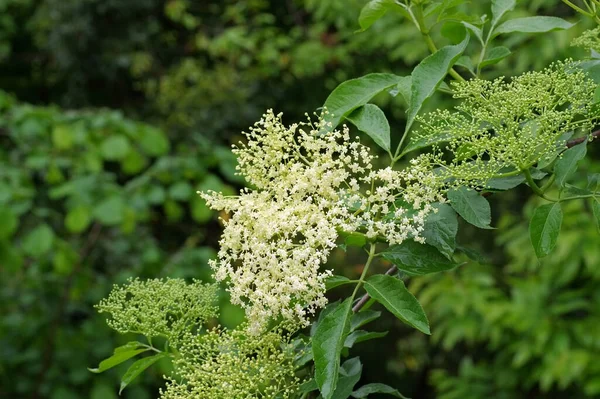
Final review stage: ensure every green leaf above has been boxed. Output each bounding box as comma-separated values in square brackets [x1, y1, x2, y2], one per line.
[352, 383, 410, 398]
[119, 352, 168, 394]
[402, 131, 452, 155]
[405, 34, 469, 134]
[138, 127, 170, 156]
[0, 207, 18, 239]
[299, 379, 318, 393]
[381, 241, 458, 276]
[350, 310, 381, 332]
[22, 224, 55, 257]
[94, 196, 125, 226]
[461, 22, 483, 45]
[447, 187, 493, 229]
[331, 358, 363, 399]
[480, 46, 511, 68]
[88, 343, 149, 373]
[422, 203, 458, 258]
[100, 135, 131, 161]
[554, 142, 587, 187]
[65, 205, 92, 233]
[325, 275, 354, 290]
[357, 0, 397, 32]
[344, 330, 388, 348]
[591, 198, 600, 233]
[168, 181, 194, 201]
[493, 16, 574, 37]
[313, 298, 353, 399]
[346, 104, 391, 152]
[491, 0, 516, 28]
[52, 125, 74, 150]
[529, 202, 563, 258]
[364, 274, 430, 334]
[323, 73, 403, 128]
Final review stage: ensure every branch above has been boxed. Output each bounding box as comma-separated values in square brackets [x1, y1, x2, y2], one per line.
[566, 129, 600, 148]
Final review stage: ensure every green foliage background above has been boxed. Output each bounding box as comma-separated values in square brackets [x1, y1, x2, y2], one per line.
[0, 0, 598, 398]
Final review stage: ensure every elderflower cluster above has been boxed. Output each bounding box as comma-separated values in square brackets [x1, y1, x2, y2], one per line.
[160, 326, 302, 399]
[412, 60, 597, 188]
[96, 278, 218, 344]
[201, 110, 440, 334]
[572, 27, 600, 53]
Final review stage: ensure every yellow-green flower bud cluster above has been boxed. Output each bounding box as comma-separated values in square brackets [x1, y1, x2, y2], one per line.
[201, 110, 441, 334]
[96, 278, 218, 344]
[572, 28, 600, 53]
[160, 326, 302, 399]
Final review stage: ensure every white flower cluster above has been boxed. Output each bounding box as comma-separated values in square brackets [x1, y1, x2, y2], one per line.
[201, 110, 441, 334]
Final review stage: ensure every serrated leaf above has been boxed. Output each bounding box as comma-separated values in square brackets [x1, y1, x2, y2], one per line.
[331, 358, 363, 399]
[119, 352, 168, 394]
[325, 275, 354, 291]
[447, 187, 493, 229]
[88, 343, 149, 373]
[529, 202, 563, 258]
[364, 275, 430, 334]
[422, 203, 458, 258]
[352, 383, 410, 398]
[344, 330, 388, 348]
[480, 46, 511, 68]
[350, 310, 381, 331]
[313, 298, 353, 399]
[346, 104, 391, 152]
[405, 34, 469, 134]
[493, 16, 574, 37]
[323, 74, 403, 128]
[381, 241, 458, 276]
[357, 0, 397, 32]
[554, 142, 587, 187]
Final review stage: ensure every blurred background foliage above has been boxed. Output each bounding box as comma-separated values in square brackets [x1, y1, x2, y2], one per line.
[0, 0, 599, 398]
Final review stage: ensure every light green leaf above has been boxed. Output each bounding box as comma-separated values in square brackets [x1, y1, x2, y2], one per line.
[554, 142, 587, 187]
[461, 22, 483, 45]
[344, 330, 388, 348]
[491, 0, 516, 28]
[65, 205, 92, 233]
[94, 196, 125, 226]
[346, 104, 391, 152]
[422, 203, 458, 258]
[22, 224, 55, 257]
[352, 383, 410, 398]
[89, 342, 149, 373]
[100, 135, 131, 161]
[357, 0, 397, 32]
[168, 181, 194, 201]
[0, 207, 18, 239]
[529, 202, 563, 258]
[493, 16, 574, 37]
[447, 187, 493, 229]
[364, 274, 430, 334]
[331, 358, 363, 399]
[350, 310, 381, 331]
[325, 275, 353, 291]
[480, 46, 511, 68]
[139, 127, 170, 156]
[323, 73, 403, 128]
[52, 125, 74, 150]
[119, 353, 168, 394]
[381, 241, 458, 276]
[313, 298, 353, 399]
[591, 198, 599, 233]
[405, 34, 469, 134]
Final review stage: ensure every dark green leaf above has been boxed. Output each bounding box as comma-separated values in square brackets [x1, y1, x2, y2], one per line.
[0, 207, 18, 239]
[138, 127, 170, 156]
[364, 274, 430, 334]
[405, 34, 469, 133]
[88, 342, 149, 373]
[529, 203, 563, 258]
[480, 46, 511, 68]
[422, 203, 458, 258]
[299, 379, 318, 393]
[350, 310, 381, 331]
[493, 16, 574, 37]
[94, 196, 125, 226]
[331, 358, 363, 399]
[100, 135, 131, 160]
[554, 142, 587, 187]
[346, 104, 391, 152]
[402, 131, 452, 155]
[447, 187, 493, 229]
[323, 73, 403, 128]
[313, 298, 353, 399]
[326, 275, 354, 290]
[344, 330, 388, 348]
[119, 352, 168, 394]
[381, 241, 458, 276]
[168, 181, 194, 201]
[352, 383, 410, 398]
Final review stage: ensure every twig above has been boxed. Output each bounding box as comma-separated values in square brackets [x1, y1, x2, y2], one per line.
[566, 129, 600, 148]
